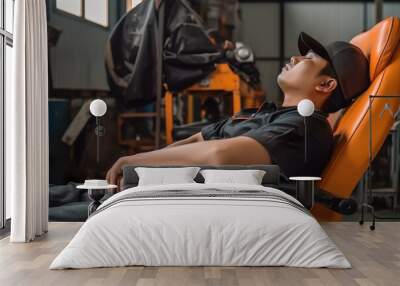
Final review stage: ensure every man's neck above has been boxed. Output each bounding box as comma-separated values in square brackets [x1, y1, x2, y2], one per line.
[282, 94, 303, 107]
[282, 93, 323, 110]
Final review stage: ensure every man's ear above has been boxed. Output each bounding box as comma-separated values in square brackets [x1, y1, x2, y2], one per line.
[315, 78, 338, 94]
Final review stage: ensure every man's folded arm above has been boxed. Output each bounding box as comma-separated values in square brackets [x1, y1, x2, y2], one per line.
[126, 136, 270, 165]
[106, 136, 271, 184]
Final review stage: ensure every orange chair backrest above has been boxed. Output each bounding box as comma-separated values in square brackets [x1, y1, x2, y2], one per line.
[314, 17, 400, 220]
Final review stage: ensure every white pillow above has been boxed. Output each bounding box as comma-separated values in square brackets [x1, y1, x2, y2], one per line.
[135, 167, 201, 186]
[200, 169, 266, 185]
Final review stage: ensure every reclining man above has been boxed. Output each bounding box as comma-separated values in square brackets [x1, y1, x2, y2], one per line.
[106, 32, 370, 186]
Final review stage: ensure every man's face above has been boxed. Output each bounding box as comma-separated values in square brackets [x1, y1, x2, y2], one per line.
[277, 50, 331, 96]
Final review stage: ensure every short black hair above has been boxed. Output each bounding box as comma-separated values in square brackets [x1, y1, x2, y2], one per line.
[319, 62, 339, 113]
[319, 62, 336, 78]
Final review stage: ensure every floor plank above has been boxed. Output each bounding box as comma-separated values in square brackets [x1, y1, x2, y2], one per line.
[0, 222, 399, 286]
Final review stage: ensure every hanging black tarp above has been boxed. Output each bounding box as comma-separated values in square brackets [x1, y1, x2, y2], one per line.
[105, 0, 221, 107]
[105, 0, 158, 107]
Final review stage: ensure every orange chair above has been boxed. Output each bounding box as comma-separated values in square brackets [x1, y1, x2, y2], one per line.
[313, 17, 400, 220]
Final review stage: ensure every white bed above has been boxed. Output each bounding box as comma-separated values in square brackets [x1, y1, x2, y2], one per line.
[50, 183, 350, 269]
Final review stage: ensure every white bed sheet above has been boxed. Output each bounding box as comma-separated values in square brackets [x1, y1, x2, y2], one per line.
[50, 183, 350, 269]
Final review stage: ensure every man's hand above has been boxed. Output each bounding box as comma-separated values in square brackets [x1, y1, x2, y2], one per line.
[106, 157, 126, 186]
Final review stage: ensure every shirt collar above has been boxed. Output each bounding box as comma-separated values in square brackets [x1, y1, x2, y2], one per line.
[277, 105, 329, 118]
[257, 101, 329, 118]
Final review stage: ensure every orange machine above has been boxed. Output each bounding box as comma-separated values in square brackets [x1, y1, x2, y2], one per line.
[164, 63, 265, 145]
[313, 17, 400, 220]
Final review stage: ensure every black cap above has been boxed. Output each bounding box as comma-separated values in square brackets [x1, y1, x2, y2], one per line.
[298, 32, 370, 112]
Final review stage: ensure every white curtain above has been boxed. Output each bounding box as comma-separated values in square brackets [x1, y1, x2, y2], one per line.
[7, 0, 49, 242]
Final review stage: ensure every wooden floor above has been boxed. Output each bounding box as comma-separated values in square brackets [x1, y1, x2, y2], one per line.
[0, 222, 399, 286]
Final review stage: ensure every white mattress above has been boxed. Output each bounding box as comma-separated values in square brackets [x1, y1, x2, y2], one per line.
[50, 183, 350, 269]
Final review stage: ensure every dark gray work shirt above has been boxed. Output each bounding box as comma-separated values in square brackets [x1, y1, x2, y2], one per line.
[201, 102, 334, 177]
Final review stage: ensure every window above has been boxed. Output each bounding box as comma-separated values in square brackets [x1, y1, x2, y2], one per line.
[1, 0, 14, 230]
[85, 0, 108, 27]
[126, 0, 142, 12]
[5, 0, 12, 33]
[56, 0, 82, 17]
[56, 0, 109, 27]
